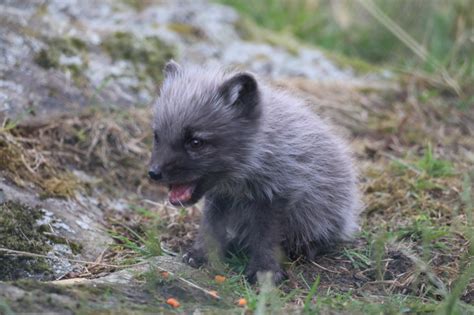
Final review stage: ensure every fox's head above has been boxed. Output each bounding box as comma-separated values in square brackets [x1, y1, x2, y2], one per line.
[149, 61, 262, 206]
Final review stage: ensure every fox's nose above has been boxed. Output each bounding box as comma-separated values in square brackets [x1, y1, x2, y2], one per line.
[148, 168, 162, 181]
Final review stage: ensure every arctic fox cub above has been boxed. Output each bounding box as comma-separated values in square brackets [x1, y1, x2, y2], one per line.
[149, 61, 361, 283]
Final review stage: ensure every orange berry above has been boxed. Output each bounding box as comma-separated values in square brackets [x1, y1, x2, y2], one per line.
[214, 275, 226, 284]
[237, 298, 247, 306]
[166, 298, 180, 308]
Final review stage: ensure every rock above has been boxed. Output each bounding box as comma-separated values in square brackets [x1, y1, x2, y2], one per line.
[0, 181, 112, 280]
[0, 255, 229, 313]
[0, 0, 382, 125]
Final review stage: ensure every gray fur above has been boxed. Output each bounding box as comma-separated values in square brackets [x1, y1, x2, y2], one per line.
[150, 62, 361, 283]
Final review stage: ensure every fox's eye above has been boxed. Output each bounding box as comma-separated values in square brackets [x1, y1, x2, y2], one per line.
[189, 138, 204, 149]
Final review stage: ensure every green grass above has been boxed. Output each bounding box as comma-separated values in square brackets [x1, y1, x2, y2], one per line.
[343, 247, 372, 270]
[303, 275, 320, 313]
[417, 143, 454, 178]
[441, 261, 474, 315]
[0, 298, 14, 315]
[219, 0, 474, 96]
[390, 143, 455, 193]
[108, 229, 161, 258]
[108, 205, 163, 258]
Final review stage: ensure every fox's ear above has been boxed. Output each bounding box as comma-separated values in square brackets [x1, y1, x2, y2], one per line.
[163, 60, 181, 77]
[219, 72, 260, 118]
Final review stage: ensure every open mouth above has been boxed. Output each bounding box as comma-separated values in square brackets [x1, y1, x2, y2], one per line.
[168, 182, 198, 206]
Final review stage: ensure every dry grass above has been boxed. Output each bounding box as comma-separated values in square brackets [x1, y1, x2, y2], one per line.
[0, 125, 80, 198]
[0, 109, 162, 199]
[281, 76, 474, 309]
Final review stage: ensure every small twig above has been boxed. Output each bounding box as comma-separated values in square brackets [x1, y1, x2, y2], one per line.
[19, 153, 37, 174]
[0, 247, 220, 300]
[160, 243, 178, 257]
[0, 247, 147, 269]
[379, 151, 422, 176]
[95, 248, 108, 264]
[152, 264, 221, 300]
[310, 260, 340, 274]
[142, 199, 164, 207]
[366, 280, 401, 286]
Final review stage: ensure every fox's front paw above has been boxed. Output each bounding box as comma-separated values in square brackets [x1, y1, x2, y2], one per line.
[182, 248, 207, 268]
[245, 263, 288, 284]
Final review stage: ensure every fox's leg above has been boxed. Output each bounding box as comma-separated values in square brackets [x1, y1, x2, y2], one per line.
[243, 203, 287, 284]
[182, 196, 229, 268]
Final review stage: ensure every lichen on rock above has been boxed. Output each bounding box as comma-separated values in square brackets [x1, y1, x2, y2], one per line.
[34, 37, 89, 84]
[0, 200, 85, 281]
[0, 201, 52, 281]
[101, 31, 175, 84]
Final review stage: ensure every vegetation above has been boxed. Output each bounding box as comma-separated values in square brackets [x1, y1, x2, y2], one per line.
[35, 36, 89, 84]
[220, 0, 474, 100]
[0, 202, 52, 281]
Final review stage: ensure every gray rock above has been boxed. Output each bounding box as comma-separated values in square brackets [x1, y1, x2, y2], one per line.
[0, 0, 380, 125]
[0, 181, 112, 273]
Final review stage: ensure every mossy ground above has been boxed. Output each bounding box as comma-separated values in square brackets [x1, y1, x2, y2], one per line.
[0, 280, 167, 314]
[0, 201, 52, 281]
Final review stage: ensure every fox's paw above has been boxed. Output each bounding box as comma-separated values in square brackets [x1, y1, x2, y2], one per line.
[182, 248, 207, 268]
[245, 264, 288, 285]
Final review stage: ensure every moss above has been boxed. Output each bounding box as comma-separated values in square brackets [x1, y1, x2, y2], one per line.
[35, 49, 58, 69]
[101, 32, 175, 84]
[40, 173, 81, 199]
[0, 201, 83, 280]
[323, 49, 381, 74]
[0, 298, 14, 315]
[0, 201, 53, 281]
[233, 16, 299, 55]
[0, 139, 25, 186]
[14, 279, 69, 295]
[45, 234, 83, 255]
[34, 37, 88, 84]
[5, 280, 79, 313]
[8, 280, 171, 313]
[121, 0, 152, 11]
[35, 37, 87, 68]
[167, 23, 203, 39]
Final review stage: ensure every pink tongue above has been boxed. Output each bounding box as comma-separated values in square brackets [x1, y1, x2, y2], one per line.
[169, 184, 194, 204]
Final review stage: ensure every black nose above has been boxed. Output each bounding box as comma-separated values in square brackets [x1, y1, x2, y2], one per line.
[148, 169, 162, 181]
